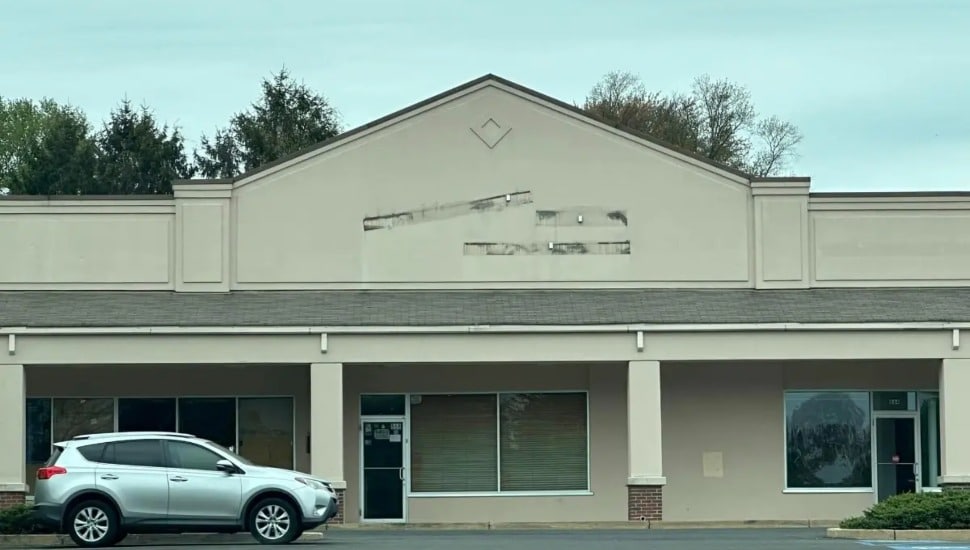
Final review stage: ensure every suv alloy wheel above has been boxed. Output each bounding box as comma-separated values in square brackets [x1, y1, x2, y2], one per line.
[66, 499, 120, 548]
[248, 497, 300, 545]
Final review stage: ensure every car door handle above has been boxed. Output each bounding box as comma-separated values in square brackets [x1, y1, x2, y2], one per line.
[170, 476, 188, 482]
[100, 474, 118, 480]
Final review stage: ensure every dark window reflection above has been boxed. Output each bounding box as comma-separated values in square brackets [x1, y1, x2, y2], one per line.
[178, 398, 236, 449]
[118, 398, 176, 432]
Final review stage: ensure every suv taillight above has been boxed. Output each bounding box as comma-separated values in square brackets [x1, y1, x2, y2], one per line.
[37, 466, 67, 480]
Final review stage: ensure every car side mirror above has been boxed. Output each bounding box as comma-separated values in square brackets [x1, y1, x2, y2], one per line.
[216, 459, 237, 474]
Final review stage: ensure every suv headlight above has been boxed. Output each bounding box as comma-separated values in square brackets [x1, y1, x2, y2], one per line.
[295, 477, 324, 489]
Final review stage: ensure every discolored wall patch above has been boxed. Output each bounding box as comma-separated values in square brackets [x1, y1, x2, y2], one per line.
[464, 240, 631, 256]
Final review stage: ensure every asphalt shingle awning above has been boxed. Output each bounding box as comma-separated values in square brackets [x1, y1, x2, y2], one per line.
[1, 288, 970, 328]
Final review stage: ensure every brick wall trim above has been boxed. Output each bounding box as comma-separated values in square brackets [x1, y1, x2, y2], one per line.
[0, 491, 26, 510]
[331, 488, 344, 524]
[627, 485, 662, 521]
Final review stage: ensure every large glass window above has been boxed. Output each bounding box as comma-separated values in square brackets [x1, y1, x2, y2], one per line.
[409, 392, 589, 493]
[25, 398, 52, 482]
[238, 397, 294, 470]
[919, 392, 941, 488]
[52, 398, 114, 443]
[178, 398, 236, 449]
[785, 391, 872, 489]
[118, 398, 176, 432]
[500, 393, 588, 491]
[409, 394, 498, 492]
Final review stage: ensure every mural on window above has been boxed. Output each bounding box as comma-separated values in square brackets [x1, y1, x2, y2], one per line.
[785, 391, 872, 488]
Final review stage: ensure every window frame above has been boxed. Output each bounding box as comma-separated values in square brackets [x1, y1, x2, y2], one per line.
[782, 388, 941, 495]
[385, 390, 592, 498]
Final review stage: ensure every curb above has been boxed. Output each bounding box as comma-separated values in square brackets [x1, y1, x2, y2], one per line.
[827, 528, 970, 541]
[0, 530, 324, 547]
[322, 519, 840, 530]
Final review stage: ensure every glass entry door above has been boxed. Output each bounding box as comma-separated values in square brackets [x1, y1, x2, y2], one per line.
[875, 416, 920, 501]
[361, 418, 406, 522]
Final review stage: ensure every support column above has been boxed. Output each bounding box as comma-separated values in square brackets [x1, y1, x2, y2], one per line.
[940, 358, 970, 491]
[310, 363, 345, 522]
[627, 360, 665, 521]
[0, 364, 26, 509]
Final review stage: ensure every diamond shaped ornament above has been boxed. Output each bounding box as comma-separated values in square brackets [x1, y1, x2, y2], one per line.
[470, 118, 511, 149]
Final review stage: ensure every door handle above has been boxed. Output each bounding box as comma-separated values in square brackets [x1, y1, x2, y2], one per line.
[100, 474, 118, 480]
[170, 476, 188, 482]
[399, 467, 405, 481]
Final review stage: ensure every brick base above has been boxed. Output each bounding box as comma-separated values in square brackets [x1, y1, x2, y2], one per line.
[331, 488, 344, 524]
[941, 483, 970, 492]
[0, 491, 26, 510]
[627, 485, 662, 521]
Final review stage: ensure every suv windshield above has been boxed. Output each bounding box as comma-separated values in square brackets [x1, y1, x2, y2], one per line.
[206, 440, 255, 466]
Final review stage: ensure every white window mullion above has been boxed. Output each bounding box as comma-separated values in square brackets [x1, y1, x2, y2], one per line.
[496, 393, 502, 492]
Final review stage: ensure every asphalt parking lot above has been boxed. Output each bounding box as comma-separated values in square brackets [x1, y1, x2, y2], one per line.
[10, 528, 970, 550]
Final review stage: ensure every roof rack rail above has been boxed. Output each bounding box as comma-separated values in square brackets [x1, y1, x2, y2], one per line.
[72, 431, 196, 440]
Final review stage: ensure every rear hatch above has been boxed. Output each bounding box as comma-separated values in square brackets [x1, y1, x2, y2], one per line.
[33, 444, 66, 500]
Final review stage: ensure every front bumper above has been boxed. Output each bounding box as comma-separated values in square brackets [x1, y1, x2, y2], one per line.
[302, 492, 339, 528]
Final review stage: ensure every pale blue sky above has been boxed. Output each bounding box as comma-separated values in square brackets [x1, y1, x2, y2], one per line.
[1, 0, 968, 191]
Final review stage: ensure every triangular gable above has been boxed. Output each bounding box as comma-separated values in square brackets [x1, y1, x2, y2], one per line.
[187, 74, 769, 190]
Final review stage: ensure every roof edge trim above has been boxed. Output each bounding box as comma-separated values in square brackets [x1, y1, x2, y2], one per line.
[2, 322, 968, 335]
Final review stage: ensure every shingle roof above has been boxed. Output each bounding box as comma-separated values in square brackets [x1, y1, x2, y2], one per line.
[2, 288, 970, 328]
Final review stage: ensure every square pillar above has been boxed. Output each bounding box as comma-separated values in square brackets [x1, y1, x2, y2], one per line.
[0, 364, 26, 509]
[310, 362, 345, 522]
[627, 360, 665, 521]
[940, 358, 970, 490]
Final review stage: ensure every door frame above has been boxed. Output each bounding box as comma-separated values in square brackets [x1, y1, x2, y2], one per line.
[871, 411, 922, 503]
[358, 415, 408, 523]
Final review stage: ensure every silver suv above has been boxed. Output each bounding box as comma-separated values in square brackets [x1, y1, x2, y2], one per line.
[31, 431, 339, 547]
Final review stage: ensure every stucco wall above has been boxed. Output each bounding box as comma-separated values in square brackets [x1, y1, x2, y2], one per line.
[0, 201, 174, 289]
[661, 360, 939, 522]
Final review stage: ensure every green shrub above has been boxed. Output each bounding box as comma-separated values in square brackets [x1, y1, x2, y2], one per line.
[0, 504, 53, 534]
[840, 491, 970, 530]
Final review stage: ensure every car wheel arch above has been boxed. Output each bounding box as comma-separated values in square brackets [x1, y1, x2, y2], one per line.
[62, 491, 124, 531]
[240, 490, 302, 529]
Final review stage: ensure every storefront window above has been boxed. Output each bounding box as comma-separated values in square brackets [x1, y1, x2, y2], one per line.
[238, 397, 294, 470]
[409, 392, 589, 493]
[499, 393, 588, 491]
[25, 398, 52, 483]
[919, 392, 941, 488]
[52, 398, 115, 443]
[178, 398, 236, 449]
[785, 391, 872, 489]
[409, 394, 498, 492]
[118, 398, 176, 432]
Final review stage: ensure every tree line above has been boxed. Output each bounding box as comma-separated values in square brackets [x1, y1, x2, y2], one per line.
[0, 68, 802, 196]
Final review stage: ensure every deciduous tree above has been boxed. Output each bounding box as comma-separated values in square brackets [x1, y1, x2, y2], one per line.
[0, 97, 97, 195]
[583, 71, 803, 177]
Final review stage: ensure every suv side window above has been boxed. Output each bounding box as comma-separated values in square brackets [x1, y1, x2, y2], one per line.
[101, 439, 165, 468]
[166, 440, 225, 471]
[77, 443, 105, 462]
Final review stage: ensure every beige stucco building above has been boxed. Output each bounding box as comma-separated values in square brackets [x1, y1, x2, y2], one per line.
[2, 74, 970, 524]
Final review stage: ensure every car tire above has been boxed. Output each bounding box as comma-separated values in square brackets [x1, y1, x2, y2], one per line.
[249, 497, 300, 545]
[66, 500, 119, 548]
